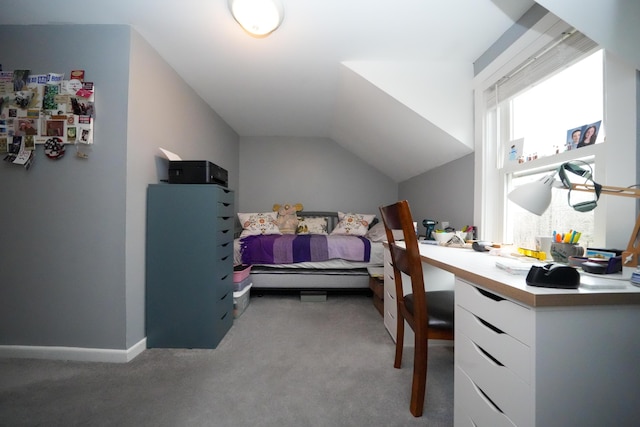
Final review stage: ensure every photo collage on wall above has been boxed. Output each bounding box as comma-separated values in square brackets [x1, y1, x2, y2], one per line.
[0, 67, 95, 169]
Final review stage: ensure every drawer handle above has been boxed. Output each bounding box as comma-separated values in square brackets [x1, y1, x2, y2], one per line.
[475, 342, 504, 367]
[221, 255, 230, 261]
[477, 287, 505, 302]
[221, 274, 229, 281]
[386, 290, 395, 300]
[221, 292, 229, 300]
[476, 315, 504, 335]
[221, 311, 228, 320]
[473, 380, 505, 415]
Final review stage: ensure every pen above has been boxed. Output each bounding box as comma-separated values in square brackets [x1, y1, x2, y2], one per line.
[570, 230, 577, 244]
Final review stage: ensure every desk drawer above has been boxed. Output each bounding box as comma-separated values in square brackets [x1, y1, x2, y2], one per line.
[456, 332, 531, 427]
[456, 279, 533, 346]
[455, 366, 517, 427]
[216, 217, 235, 242]
[384, 307, 396, 337]
[217, 188, 234, 204]
[456, 305, 531, 384]
[216, 201, 234, 217]
[384, 263, 394, 278]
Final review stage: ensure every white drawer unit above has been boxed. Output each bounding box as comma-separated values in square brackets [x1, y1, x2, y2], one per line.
[455, 278, 532, 427]
[407, 243, 640, 427]
[456, 279, 533, 345]
[456, 305, 530, 384]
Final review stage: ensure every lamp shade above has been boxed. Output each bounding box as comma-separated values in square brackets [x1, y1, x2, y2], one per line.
[507, 173, 556, 216]
[229, 0, 284, 37]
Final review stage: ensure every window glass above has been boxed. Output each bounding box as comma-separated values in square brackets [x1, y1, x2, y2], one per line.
[507, 168, 596, 249]
[511, 50, 603, 160]
[501, 50, 603, 248]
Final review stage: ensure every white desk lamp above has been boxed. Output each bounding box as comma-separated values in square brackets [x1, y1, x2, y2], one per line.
[508, 161, 640, 267]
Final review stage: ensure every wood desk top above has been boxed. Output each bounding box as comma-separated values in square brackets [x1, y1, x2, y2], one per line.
[386, 242, 640, 307]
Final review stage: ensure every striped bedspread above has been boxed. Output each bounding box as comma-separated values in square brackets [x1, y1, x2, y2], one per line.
[239, 234, 371, 265]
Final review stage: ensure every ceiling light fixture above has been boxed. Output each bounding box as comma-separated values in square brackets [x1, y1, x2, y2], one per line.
[228, 0, 284, 37]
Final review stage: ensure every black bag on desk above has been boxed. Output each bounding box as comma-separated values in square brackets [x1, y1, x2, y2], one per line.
[526, 263, 580, 289]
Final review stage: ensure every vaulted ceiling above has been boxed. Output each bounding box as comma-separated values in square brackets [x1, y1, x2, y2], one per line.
[1, 0, 537, 181]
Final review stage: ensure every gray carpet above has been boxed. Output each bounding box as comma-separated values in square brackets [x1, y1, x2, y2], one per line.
[0, 293, 453, 426]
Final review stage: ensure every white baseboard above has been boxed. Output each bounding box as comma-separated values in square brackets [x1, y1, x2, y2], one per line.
[0, 338, 147, 363]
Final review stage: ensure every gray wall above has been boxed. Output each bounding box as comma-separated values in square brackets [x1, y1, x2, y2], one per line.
[125, 30, 239, 348]
[399, 154, 474, 237]
[238, 136, 397, 218]
[0, 25, 131, 349]
[0, 25, 238, 352]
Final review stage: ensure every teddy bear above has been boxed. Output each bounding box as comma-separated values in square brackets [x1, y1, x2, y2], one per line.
[273, 203, 303, 234]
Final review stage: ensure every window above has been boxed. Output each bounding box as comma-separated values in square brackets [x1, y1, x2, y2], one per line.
[502, 50, 603, 248]
[511, 50, 603, 159]
[475, 14, 638, 251]
[480, 26, 603, 248]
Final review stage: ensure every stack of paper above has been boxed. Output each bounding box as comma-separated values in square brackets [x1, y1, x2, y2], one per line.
[495, 259, 534, 275]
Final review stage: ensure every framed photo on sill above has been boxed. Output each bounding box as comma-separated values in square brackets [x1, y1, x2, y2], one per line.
[504, 138, 524, 166]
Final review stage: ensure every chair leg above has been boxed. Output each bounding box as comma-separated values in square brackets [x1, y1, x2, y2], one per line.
[394, 312, 405, 369]
[409, 333, 428, 417]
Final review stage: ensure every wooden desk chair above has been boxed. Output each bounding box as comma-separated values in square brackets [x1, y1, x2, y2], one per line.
[379, 200, 454, 417]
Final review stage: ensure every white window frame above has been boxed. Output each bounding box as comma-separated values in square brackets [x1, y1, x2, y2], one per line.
[473, 13, 637, 249]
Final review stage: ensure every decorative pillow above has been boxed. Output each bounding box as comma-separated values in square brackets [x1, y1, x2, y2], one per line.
[296, 216, 329, 235]
[238, 212, 281, 237]
[365, 222, 387, 242]
[330, 212, 376, 236]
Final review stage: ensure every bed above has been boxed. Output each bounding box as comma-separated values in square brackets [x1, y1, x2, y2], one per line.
[233, 211, 385, 291]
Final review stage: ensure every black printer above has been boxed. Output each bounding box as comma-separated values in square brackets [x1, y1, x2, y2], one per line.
[168, 161, 228, 187]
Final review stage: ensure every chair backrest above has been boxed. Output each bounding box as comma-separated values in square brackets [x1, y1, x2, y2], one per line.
[379, 200, 427, 331]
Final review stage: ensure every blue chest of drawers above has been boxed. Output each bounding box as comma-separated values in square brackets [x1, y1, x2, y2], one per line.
[145, 184, 234, 349]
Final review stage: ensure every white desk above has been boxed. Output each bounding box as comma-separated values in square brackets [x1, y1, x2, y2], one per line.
[417, 243, 640, 307]
[389, 243, 640, 427]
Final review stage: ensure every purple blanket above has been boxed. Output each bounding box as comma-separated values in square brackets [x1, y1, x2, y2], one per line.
[240, 234, 371, 265]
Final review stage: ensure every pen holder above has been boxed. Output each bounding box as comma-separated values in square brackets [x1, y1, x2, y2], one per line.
[550, 243, 584, 263]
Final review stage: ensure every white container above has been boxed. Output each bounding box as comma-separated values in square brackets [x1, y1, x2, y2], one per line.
[233, 275, 252, 292]
[233, 283, 252, 318]
[432, 231, 455, 244]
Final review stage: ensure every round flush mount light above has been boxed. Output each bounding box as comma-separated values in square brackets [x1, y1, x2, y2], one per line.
[228, 0, 284, 37]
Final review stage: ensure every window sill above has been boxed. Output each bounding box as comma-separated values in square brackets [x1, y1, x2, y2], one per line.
[500, 142, 602, 175]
